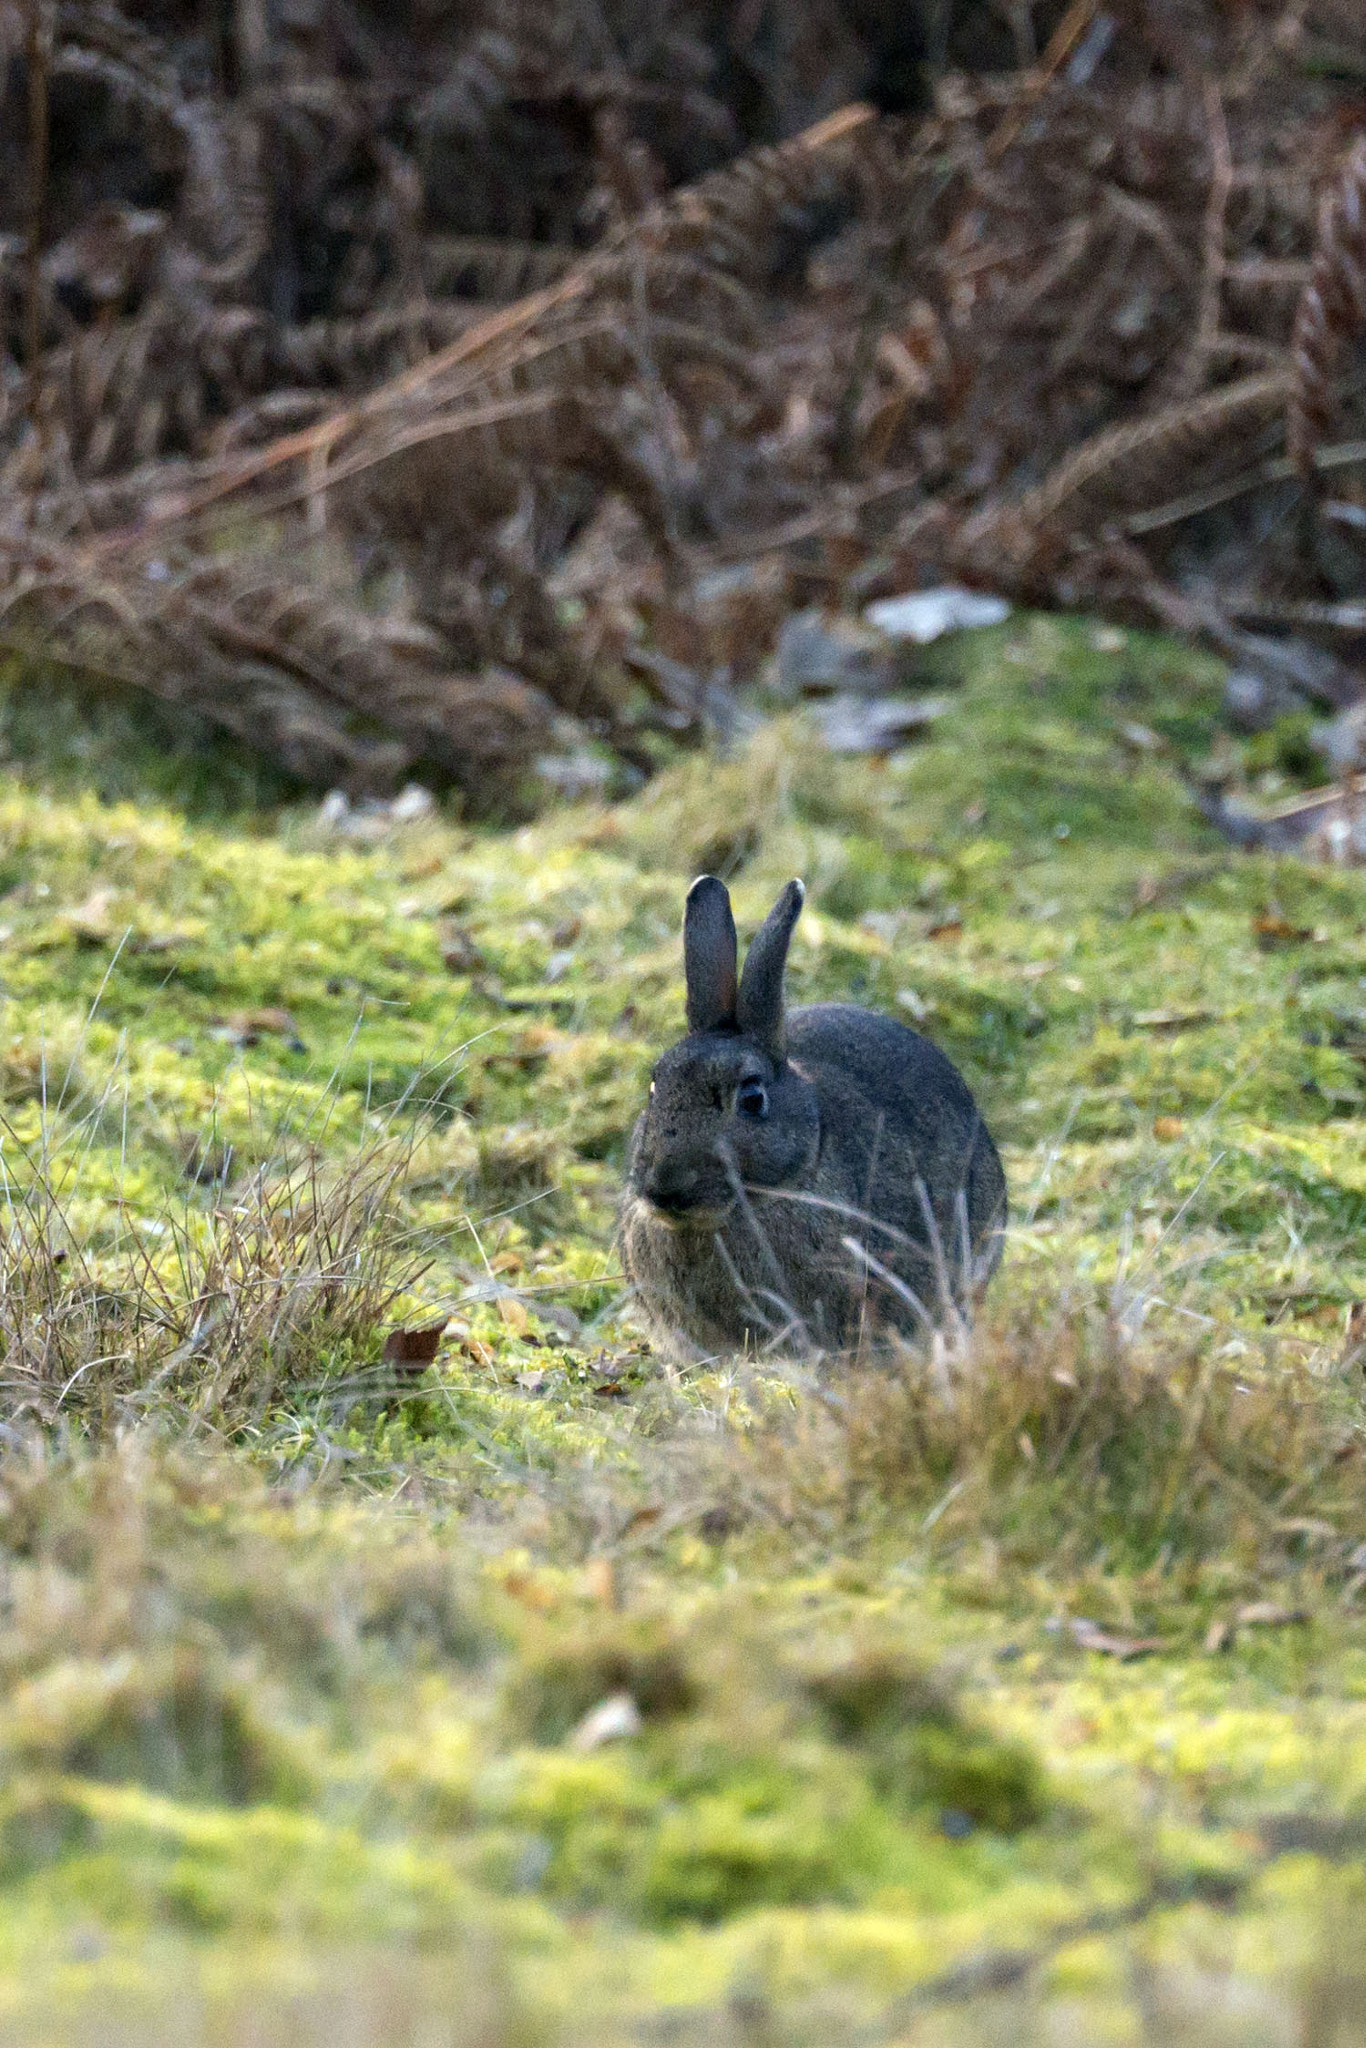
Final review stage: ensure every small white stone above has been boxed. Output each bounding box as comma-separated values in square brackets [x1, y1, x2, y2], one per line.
[389, 783, 435, 823]
[864, 586, 1010, 643]
[568, 1692, 643, 1752]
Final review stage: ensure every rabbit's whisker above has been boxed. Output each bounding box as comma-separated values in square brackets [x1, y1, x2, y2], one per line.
[720, 1147, 816, 1354]
[747, 1182, 957, 1272]
[839, 1236, 934, 1336]
[710, 1230, 787, 1340]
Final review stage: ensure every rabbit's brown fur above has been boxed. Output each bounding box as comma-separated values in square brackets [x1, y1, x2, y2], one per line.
[619, 876, 1006, 1358]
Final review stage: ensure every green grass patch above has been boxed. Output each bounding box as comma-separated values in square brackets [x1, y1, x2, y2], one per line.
[0, 614, 1363, 2038]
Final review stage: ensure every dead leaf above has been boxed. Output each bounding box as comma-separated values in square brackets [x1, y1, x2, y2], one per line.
[1205, 1601, 1310, 1651]
[247, 1006, 297, 1036]
[485, 1025, 562, 1071]
[499, 1294, 530, 1335]
[382, 1322, 447, 1372]
[215, 1007, 304, 1050]
[1234, 1601, 1309, 1629]
[131, 924, 202, 954]
[513, 1366, 546, 1391]
[621, 1505, 663, 1538]
[489, 1248, 525, 1276]
[437, 919, 485, 973]
[1065, 1618, 1163, 1659]
[582, 1556, 617, 1606]
[502, 1567, 556, 1613]
[593, 1380, 628, 1398]
[1152, 1116, 1185, 1142]
[62, 886, 118, 945]
[459, 1337, 495, 1369]
[926, 919, 963, 942]
[1253, 913, 1315, 948]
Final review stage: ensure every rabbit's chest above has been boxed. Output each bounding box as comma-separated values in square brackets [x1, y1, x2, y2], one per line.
[620, 1184, 853, 1355]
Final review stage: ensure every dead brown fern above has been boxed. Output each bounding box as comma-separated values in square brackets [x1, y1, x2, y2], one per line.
[1287, 131, 1366, 484]
[8, 152, 783, 597]
[25, 302, 275, 477]
[0, 7, 1359, 793]
[421, 236, 577, 302]
[621, 102, 876, 285]
[0, 537, 564, 795]
[89, 104, 869, 555]
[956, 368, 1291, 586]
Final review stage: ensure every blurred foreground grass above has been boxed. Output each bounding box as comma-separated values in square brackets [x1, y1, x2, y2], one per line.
[0, 616, 1365, 2042]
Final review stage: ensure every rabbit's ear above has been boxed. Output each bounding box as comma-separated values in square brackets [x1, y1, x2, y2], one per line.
[737, 879, 804, 1058]
[684, 875, 738, 1032]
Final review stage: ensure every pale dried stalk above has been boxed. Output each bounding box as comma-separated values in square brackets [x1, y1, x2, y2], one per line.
[1287, 131, 1366, 482]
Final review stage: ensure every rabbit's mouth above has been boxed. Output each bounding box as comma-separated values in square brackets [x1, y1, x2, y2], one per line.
[642, 1195, 734, 1231]
[628, 1184, 735, 1232]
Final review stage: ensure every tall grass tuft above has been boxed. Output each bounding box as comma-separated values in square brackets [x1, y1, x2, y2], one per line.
[718, 1287, 1366, 1587]
[0, 1124, 429, 1431]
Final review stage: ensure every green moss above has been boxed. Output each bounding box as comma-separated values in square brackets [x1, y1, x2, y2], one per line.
[802, 1650, 1044, 1832]
[0, 615, 1364, 2034]
[634, 1797, 853, 1921]
[505, 1616, 698, 1746]
[3, 1651, 311, 1807]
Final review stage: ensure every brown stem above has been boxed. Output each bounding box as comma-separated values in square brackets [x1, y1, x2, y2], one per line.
[1181, 77, 1234, 399]
[23, 0, 50, 452]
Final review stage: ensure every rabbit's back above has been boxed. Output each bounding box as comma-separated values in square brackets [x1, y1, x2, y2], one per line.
[789, 1004, 983, 1146]
[788, 1003, 1005, 1284]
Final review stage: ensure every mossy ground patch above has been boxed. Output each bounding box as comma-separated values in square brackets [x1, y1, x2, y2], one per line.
[0, 618, 1365, 2039]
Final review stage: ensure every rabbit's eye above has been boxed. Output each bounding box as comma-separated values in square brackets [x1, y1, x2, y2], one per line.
[735, 1080, 768, 1120]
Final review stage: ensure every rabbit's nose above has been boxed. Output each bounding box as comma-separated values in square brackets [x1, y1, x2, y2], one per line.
[642, 1162, 708, 1215]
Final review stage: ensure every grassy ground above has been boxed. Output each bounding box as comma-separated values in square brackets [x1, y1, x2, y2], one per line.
[2, 615, 1366, 2043]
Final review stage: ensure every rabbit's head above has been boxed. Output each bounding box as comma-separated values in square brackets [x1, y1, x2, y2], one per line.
[628, 875, 819, 1226]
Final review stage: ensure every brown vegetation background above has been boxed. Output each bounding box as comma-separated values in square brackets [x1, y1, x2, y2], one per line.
[0, 0, 1363, 799]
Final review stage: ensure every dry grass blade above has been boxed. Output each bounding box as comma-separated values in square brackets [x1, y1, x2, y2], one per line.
[722, 1293, 1366, 1571]
[0, 1124, 425, 1427]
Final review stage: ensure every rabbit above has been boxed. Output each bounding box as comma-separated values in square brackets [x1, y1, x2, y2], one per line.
[618, 874, 1006, 1358]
